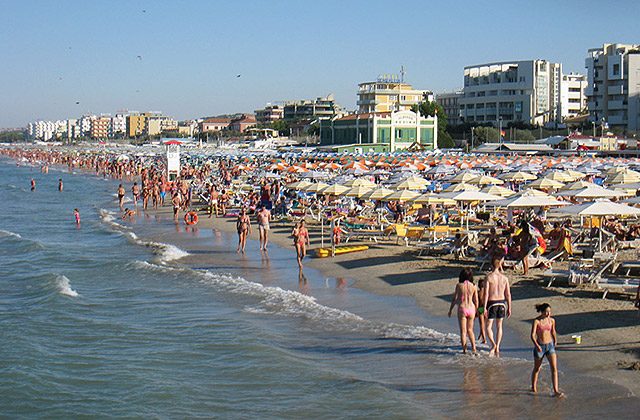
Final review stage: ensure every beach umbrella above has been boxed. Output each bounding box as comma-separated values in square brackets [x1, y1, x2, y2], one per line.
[320, 184, 349, 196]
[482, 185, 516, 197]
[392, 177, 429, 190]
[607, 171, 640, 184]
[561, 180, 599, 191]
[516, 163, 543, 173]
[360, 187, 394, 201]
[555, 185, 622, 199]
[344, 186, 373, 198]
[303, 182, 330, 193]
[527, 178, 565, 190]
[562, 169, 587, 181]
[343, 178, 376, 188]
[542, 171, 573, 183]
[499, 171, 537, 182]
[622, 196, 640, 204]
[382, 190, 421, 202]
[443, 183, 480, 193]
[300, 170, 330, 180]
[439, 190, 502, 202]
[286, 180, 312, 190]
[468, 175, 504, 185]
[448, 170, 480, 183]
[488, 190, 566, 208]
[414, 193, 457, 206]
[556, 199, 640, 217]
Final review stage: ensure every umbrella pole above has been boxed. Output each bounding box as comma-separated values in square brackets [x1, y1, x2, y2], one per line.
[321, 217, 324, 249]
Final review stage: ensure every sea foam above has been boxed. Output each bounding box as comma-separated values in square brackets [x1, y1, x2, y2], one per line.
[124, 233, 189, 264]
[56, 275, 79, 297]
[0, 229, 22, 239]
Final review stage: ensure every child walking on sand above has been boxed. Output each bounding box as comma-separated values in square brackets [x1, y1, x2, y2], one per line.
[530, 303, 564, 398]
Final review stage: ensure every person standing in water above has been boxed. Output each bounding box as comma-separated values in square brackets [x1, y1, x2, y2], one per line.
[292, 220, 310, 268]
[117, 184, 126, 210]
[132, 182, 140, 206]
[256, 204, 271, 251]
[58, 179, 63, 192]
[530, 303, 564, 397]
[30, 178, 36, 191]
[448, 268, 479, 354]
[236, 208, 251, 253]
[483, 254, 511, 357]
[73, 209, 80, 226]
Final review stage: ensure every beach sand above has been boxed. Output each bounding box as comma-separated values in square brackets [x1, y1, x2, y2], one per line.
[152, 204, 640, 399]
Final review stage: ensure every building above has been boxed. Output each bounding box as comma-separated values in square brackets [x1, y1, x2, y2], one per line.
[460, 60, 563, 126]
[228, 114, 257, 133]
[283, 95, 341, 121]
[200, 117, 231, 133]
[319, 110, 437, 152]
[357, 76, 433, 114]
[255, 104, 284, 124]
[90, 116, 110, 139]
[560, 73, 588, 120]
[585, 43, 640, 132]
[110, 113, 127, 137]
[145, 118, 162, 137]
[27, 120, 66, 141]
[126, 113, 146, 138]
[436, 91, 463, 125]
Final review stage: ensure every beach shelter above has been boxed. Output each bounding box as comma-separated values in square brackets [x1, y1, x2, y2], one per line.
[360, 187, 394, 201]
[542, 171, 573, 183]
[392, 176, 429, 190]
[320, 184, 349, 196]
[286, 180, 312, 190]
[414, 193, 457, 206]
[499, 171, 537, 182]
[468, 175, 504, 186]
[443, 183, 480, 193]
[527, 178, 565, 190]
[607, 171, 640, 185]
[303, 182, 330, 193]
[488, 190, 567, 208]
[555, 185, 622, 200]
[482, 185, 516, 197]
[344, 186, 373, 198]
[343, 178, 376, 188]
[382, 190, 421, 202]
[562, 169, 587, 181]
[561, 180, 599, 191]
[448, 170, 481, 183]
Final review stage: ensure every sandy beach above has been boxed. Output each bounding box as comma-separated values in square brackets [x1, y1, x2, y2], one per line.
[151, 204, 640, 399]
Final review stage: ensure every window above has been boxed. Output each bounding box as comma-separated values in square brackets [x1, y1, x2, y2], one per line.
[613, 64, 620, 75]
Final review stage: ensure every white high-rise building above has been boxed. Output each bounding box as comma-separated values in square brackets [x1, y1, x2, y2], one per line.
[460, 60, 563, 126]
[559, 73, 587, 120]
[110, 113, 127, 137]
[585, 43, 640, 132]
[28, 120, 66, 141]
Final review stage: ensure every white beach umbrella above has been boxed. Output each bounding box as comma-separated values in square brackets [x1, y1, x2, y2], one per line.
[555, 185, 622, 199]
[527, 178, 565, 190]
[344, 186, 373, 198]
[382, 190, 421, 202]
[543, 171, 573, 183]
[499, 171, 537, 182]
[303, 182, 330, 193]
[414, 193, 457, 206]
[607, 171, 640, 185]
[439, 190, 502, 202]
[392, 177, 429, 190]
[320, 184, 349, 196]
[488, 190, 567, 208]
[444, 183, 480, 193]
[343, 178, 376, 188]
[286, 180, 312, 190]
[556, 199, 640, 217]
[482, 185, 516, 197]
[468, 175, 504, 185]
[360, 187, 394, 201]
[561, 180, 599, 191]
[448, 170, 481, 183]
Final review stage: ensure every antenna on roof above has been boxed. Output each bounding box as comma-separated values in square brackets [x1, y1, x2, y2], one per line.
[400, 65, 405, 83]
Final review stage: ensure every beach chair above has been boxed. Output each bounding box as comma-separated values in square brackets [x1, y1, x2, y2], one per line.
[386, 224, 425, 246]
[414, 237, 455, 256]
[343, 226, 387, 243]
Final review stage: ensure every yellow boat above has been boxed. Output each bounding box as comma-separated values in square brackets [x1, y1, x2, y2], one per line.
[315, 245, 369, 258]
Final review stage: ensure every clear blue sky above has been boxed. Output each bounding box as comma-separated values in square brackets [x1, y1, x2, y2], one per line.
[1, 0, 639, 127]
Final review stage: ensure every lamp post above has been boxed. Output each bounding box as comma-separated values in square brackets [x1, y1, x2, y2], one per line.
[498, 117, 503, 143]
[592, 121, 596, 138]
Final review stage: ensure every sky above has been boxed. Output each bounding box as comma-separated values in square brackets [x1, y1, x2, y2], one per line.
[1, 0, 639, 128]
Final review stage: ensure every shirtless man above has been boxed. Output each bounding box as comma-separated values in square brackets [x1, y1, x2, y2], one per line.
[256, 205, 271, 250]
[209, 185, 219, 218]
[483, 254, 512, 357]
[171, 192, 181, 221]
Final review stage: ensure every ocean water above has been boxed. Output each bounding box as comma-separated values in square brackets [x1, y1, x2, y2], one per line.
[1, 159, 639, 419]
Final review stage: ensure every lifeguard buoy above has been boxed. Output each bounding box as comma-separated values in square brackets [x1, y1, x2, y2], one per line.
[184, 211, 199, 225]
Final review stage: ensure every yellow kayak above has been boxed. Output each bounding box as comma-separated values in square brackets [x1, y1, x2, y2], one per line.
[315, 245, 369, 258]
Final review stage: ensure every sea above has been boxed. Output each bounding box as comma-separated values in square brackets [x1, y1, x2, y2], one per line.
[0, 158, 639, 419]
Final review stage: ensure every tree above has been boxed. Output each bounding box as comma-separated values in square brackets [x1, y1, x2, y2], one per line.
[514, 129, 535, 142]
[473, 126, 500, 143]
[412, 101, 453, 149]
[270, 120, 290, 136]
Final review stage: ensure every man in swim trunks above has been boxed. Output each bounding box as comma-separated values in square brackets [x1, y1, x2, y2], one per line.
[483, 254, 511, 357]
[256, 204, 271, 250]
[117, 184, 126, 209]
[132, 182, 140, 206]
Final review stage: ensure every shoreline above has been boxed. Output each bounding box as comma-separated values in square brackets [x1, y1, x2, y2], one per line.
[138, 202, 640, 398]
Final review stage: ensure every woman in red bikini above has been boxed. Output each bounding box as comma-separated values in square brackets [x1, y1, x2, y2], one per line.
[448, 268, 478, 354]
[292, 220, 310, 268]
[531, 303, 564, 397]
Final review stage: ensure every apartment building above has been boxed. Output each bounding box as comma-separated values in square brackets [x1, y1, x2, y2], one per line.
[255, 104, 284, 124]
[110, 113, 127, 137]
[585, 43, 640, 132]
[436, 91, 463, 125]
[200, 117, 231, 132]
[90, 116, 110, 139]
[357, 77, 433, 114]
[560, 73, 587, 119]
[283, 95, 341, 120]
[28, 120, 66, 141]
[460, 60, 562, 126]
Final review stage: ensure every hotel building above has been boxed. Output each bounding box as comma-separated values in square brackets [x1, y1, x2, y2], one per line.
[436, 91, 463, 125]
[357, 77, 433, 113]
[459, 60, 563, 126]
[255, 105, 284, 124]
[283, 95, 341, 121]
[560, 73, 588, 120]
[585, 43, 640, 132]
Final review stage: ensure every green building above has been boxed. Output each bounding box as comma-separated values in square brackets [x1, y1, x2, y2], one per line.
[319, 110, 437, 153]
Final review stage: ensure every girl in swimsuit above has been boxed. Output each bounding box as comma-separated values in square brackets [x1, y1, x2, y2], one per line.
[236, 209, 251, 253]
[292, 220, 310, 268]
[530, 303, 564, 397]
[448, 268, 479, 354]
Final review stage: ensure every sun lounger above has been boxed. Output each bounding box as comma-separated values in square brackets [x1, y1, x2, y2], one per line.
[597, 277, 640, 299]
[343, 228, 387, 243]
[414, 237, 454, 256]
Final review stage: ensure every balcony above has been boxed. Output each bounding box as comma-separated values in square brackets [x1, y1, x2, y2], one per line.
[607, 115, 626, 125]
[607, 85, 625, 95]
[608, 100, 626, 110]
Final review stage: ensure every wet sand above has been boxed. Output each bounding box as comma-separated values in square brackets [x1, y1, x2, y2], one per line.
[150, 205, 640, 401]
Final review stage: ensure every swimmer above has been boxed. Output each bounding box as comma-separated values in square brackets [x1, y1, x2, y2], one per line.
[530, 303, 564, 398]
[122, 208, 135, 220]
[73, 208, 80, 225]
[58, 179, 63, 192]
[448, 268, 478, 354]
[30, 178, 36, 191]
